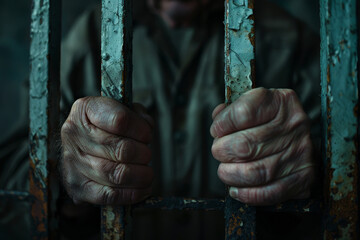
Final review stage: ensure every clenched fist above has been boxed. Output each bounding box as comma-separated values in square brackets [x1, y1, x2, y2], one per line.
[211, 88, 315, 205]
[60, 96, 154, 205]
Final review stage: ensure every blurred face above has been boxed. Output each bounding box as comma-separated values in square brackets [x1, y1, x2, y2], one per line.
[148, 0, 210, 27]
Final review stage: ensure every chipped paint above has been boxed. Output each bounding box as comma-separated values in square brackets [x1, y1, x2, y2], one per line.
[101, 206, 130, 240]
[320, 0, 359, 239]
[101, 0, 133, 239]
[101, 0, 132, 104]
[225, 196, 256, 240]
[224, 0, 256, 238]
[29, 0, 61, 239]
[224, 0, 255, 104]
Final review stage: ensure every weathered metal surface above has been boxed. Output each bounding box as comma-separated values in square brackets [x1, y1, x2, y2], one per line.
[224, 0, 255, 104]
[101, 0, 132, 103]
[29, 0, 61, 239]
[101, 0, 133, 239]
[0, 190, 31, 201]
[224, 0, 256, 239]
[134, 197, 225, 211]
[320, 0, 359, 239]
[225, 196, 256, 240]
[101, 206, 132, 240]
[260, 199, 321, 213]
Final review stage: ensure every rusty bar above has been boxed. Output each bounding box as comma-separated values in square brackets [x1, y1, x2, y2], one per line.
[29, 0, 61, 239]
[320, 0, 359, 239]
[224, 0, 256, 239]
[134, 197, 225, 211]
[259, 199, 321, 213]
[101, 0, 133, 239]
[0, 190, 31, 201]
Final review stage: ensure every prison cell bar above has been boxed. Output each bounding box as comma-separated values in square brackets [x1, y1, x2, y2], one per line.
[320, 0, 359, 239]
[224, 0, 256, 239]
[29, 0, 62, 239]
[100, 0, 133, 239]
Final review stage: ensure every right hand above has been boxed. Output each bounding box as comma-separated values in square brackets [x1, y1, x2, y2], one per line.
[60, 96, 153, 205]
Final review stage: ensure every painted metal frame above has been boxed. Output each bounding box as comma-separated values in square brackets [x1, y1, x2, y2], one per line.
[320, 0, 359, 238]
[0, 0, 358, 239]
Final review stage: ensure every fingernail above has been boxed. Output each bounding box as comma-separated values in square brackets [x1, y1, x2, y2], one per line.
[229, 187, 238, 198]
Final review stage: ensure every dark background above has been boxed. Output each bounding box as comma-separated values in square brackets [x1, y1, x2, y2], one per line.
[0, 0, 99, 135]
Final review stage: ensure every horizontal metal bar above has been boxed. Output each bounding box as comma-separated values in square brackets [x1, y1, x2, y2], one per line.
[134, 197, 225, 211]
[132, 197, 320, 213]
[259, 199, 321, 213]
[0, 190, 31, 201]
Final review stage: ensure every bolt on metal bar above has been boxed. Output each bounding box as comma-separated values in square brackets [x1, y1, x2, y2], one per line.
[320, 0, 359, 239]
[29, 0, 61, 239]
[224, 0, 256, 239]
[101, 0, 133, 239]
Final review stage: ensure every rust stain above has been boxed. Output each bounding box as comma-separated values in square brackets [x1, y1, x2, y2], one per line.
[227, 213, 242, 236]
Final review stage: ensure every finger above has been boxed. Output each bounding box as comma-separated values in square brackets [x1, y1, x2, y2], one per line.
[217, 136, 314, 187]
[211, 122, 311, 163]
[212, 103, 226, 120]
[210, 88, 303, 138]
[217, 144, 314, 188]
[71, 96, 152, 143]
[61, 157, 152, 205]
[227, 166, 314, 206]
[62, 122, 152, 165]
[75, 154, 153, 189]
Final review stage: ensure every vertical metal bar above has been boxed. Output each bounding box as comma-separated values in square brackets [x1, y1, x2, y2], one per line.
[224, 0, 256, 239]
[320, 0, 359, 239]
[29, 0, 61, 239]
[101, 0, 133, 239]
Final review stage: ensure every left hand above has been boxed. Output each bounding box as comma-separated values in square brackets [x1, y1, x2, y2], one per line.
[210, 88, 315, 205]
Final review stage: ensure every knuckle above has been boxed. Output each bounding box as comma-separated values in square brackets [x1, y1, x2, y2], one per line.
[110, 164, 129, 186]
[61, 119, 76, 139]
[111, 108, 129, 129]
[234, 133, 254, 159]
[243, 162, 269, 185]
[100, 186, 116, 204]
[114, 139, 132, 162]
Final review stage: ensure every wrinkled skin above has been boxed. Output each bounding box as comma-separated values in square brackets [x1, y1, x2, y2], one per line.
[61, 97, 154, 205]
[210, 88, 315, 205]
[60, 88, 315, 206]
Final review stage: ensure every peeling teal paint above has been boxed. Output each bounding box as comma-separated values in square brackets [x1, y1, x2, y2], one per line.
[101, 1, 133, 239]
[224, 0, 256, 239]
[320, 0, 359, 238]
[101, 0, 132, 104]
[225, 0, 255, 104]
[29, 0, 61, 238]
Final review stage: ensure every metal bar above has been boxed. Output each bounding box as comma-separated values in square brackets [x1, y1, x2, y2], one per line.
[101, 0, 133, 239]
[133, 197, 321, 213]
[0, 190, 31, 201]
[259, 199, 321, 213]
[224, 0, 256, 239]
[134, 197, 225, 211]
[29, 0, 61, 239]
[320, 0, 359, 239]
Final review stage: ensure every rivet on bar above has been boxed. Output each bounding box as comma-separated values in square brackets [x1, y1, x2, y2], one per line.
[320, 0, 359, 239]
[100, 0, 133, 239]
[224, 0, 256, 239]
[29, 0, 62, 239]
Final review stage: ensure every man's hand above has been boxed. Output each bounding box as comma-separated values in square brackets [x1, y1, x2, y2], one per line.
[60, 96, 153, 205]
[210, 88, 315, 205]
